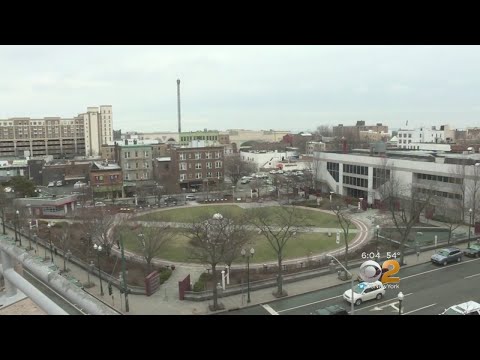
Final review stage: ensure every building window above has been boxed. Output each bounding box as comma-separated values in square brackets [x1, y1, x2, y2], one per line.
[180, 174, 186, 181]
[206, 162, 212, 169]
[195, 153, 201, 160]
[215, 161, 222, 168]
[207, 172, 212, 178]
[179, 153, 187, 160]
[144, 151, 149, 157]
[216, 172, 222, 179]
[136, 173, 139, 179]
[135, 151, 138, 157]
[136, 162, 139, 169]
[215, 152, 221, 159]
[205, 152, 211, 159]
[327, 162, 340, 182]
[179, 162, 187, 171]
[195, 163, 202, 169]
[196, 173, 202, 179]
[124, 174, 129, 180]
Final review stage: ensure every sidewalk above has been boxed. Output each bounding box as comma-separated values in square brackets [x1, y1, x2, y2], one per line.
[2, 222, 436, 315]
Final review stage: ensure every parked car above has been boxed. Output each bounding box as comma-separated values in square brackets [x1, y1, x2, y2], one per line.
[185, 194, 196, 201]
[94, 201, 106, 207]
[343, 281, 385, 306]
[431, 247, 463, 266]
[73, 181, 87, 189]
[463, 242, 480, 258]
[56, 180, 63, 186]
[311, 305, 349, 315]
[119, 207, 135, 213]
[240, 179, 250, 184]
[164, 197, 178, 206]
[441, 301, 480, 315]
[48, 181, 55, 187]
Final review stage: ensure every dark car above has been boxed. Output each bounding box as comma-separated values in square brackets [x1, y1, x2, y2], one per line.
[311, 305, 348, 315]
[431, 247, 463, 266]
[164, 197, 178, 206]
[464, 243, 480, 258]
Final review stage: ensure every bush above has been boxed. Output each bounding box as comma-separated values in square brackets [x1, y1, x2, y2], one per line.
[193, 272, 209, 292]
[159, 268, 172, 285]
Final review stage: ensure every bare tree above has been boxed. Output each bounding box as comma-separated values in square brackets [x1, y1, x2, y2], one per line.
[55, 224, 71, 273]
[379, 173, 432, 265]
[303, 158, 321, 192]
[331, 201, 354, 269]
[137, 225, 173, 273]
[0, 186, 8, 235]
[183, 211, 249, 311]
[316, 125, 333, 137]
[79, 207, 116, 256]
[249, 205, 305, 298]
[456, 160, 468, 222]
[435, 197, 462, 245]
[468, 163, 480, 227]
[224, 154, 257, 185]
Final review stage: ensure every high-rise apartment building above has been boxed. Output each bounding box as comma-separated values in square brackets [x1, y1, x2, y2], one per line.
[0, 105, 113, 158]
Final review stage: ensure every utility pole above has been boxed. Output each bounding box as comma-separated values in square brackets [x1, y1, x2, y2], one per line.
[120, 233, 130, 313]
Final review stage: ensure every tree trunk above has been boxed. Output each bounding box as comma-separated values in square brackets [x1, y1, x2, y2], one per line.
[146, 259, 152, 274]
[211, 264, 218, 310]
[276, 255, 284, 297]
[344, 232, 349, 269]
[399, 236, 406, 265]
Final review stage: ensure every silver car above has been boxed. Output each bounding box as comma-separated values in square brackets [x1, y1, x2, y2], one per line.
[431, 247, 462, 266]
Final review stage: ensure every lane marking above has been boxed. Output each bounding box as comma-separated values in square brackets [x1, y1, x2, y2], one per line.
[354, 293, 413, 312]
[402, 303, 437, 315]
[262, 304, 279, 315]
[277, 295, 342, 313]
[401, 258, 480, 281]
[464, 273, 480, 279]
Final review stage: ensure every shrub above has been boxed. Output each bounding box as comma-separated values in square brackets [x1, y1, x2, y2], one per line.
[159, 268, 172, 285]
[193, 272, 209, 292]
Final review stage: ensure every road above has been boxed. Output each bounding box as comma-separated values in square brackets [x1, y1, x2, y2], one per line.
[225, 257, 480, 315]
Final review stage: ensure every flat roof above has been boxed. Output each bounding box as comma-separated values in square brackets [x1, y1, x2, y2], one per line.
[156, 157, 171, 162]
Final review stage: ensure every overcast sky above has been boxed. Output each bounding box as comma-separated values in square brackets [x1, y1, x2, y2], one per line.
[1, 45, 480, 133]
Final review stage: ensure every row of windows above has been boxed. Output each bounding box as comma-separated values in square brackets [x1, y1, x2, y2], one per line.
[327, 162, 339, 182]
[417, 187, 462, 200]
[124, 172, 149, 180]
[415, 173, 463, 185]
[94, 175, 120, 182]
[125, 162, 150, 169]
[124, 151, 150, 158]
[398, 133, 413, 138]
[179, 161, 222, 170]
[343, 176, 368, 188]
[343, 164, 368, 175]
[399, 139, 412, 144]
[180, 172, 222, 181]
[179, 152, 222, 160]
[180, 136, 218, 142]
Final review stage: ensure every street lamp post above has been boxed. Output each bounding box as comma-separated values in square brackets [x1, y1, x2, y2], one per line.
[46, 223, 54, 262]
[397, 291, 404, 315]
[327, 254, 355, 315]
[93, 244, 104, 296]
[14, 210, 20, 246]
[468, 208, 473, 247]
[241, 247, 255, 303]
[33, 234, 39, 255]
[375, 225, 380, 253]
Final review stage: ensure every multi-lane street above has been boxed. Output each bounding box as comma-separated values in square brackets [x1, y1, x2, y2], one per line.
[226, 257, 480, 315]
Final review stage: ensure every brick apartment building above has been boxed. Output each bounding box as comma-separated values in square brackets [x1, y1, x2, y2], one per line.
[169, 146, 225, 191]
[89, 161, 123, 199]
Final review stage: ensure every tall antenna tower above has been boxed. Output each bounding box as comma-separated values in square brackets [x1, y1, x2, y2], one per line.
[177, 79, 182, 133]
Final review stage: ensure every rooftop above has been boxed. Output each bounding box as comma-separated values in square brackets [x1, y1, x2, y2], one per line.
[92, 162, 121, 171]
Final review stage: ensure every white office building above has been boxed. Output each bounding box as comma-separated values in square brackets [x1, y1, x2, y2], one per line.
[314, 148, 480, 219]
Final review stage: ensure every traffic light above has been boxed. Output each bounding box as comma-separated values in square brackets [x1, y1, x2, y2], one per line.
[108, 283, 113, 296]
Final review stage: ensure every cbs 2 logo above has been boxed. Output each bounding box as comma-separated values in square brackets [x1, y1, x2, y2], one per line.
[380, 259, 400, 284]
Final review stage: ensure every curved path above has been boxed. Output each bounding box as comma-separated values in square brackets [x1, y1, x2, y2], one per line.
[109, 203, 371, 271]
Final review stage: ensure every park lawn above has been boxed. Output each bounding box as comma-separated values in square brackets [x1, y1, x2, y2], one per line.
[119, 225, 356, 263]
[136, 205, 344, 228]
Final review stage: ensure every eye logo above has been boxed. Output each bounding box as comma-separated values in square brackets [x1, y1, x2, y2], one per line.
[359, 259, 401, 284]
[359, 260, 383, 282]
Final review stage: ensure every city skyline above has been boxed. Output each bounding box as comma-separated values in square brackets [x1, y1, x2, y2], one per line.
[1, 45, 480, 133]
